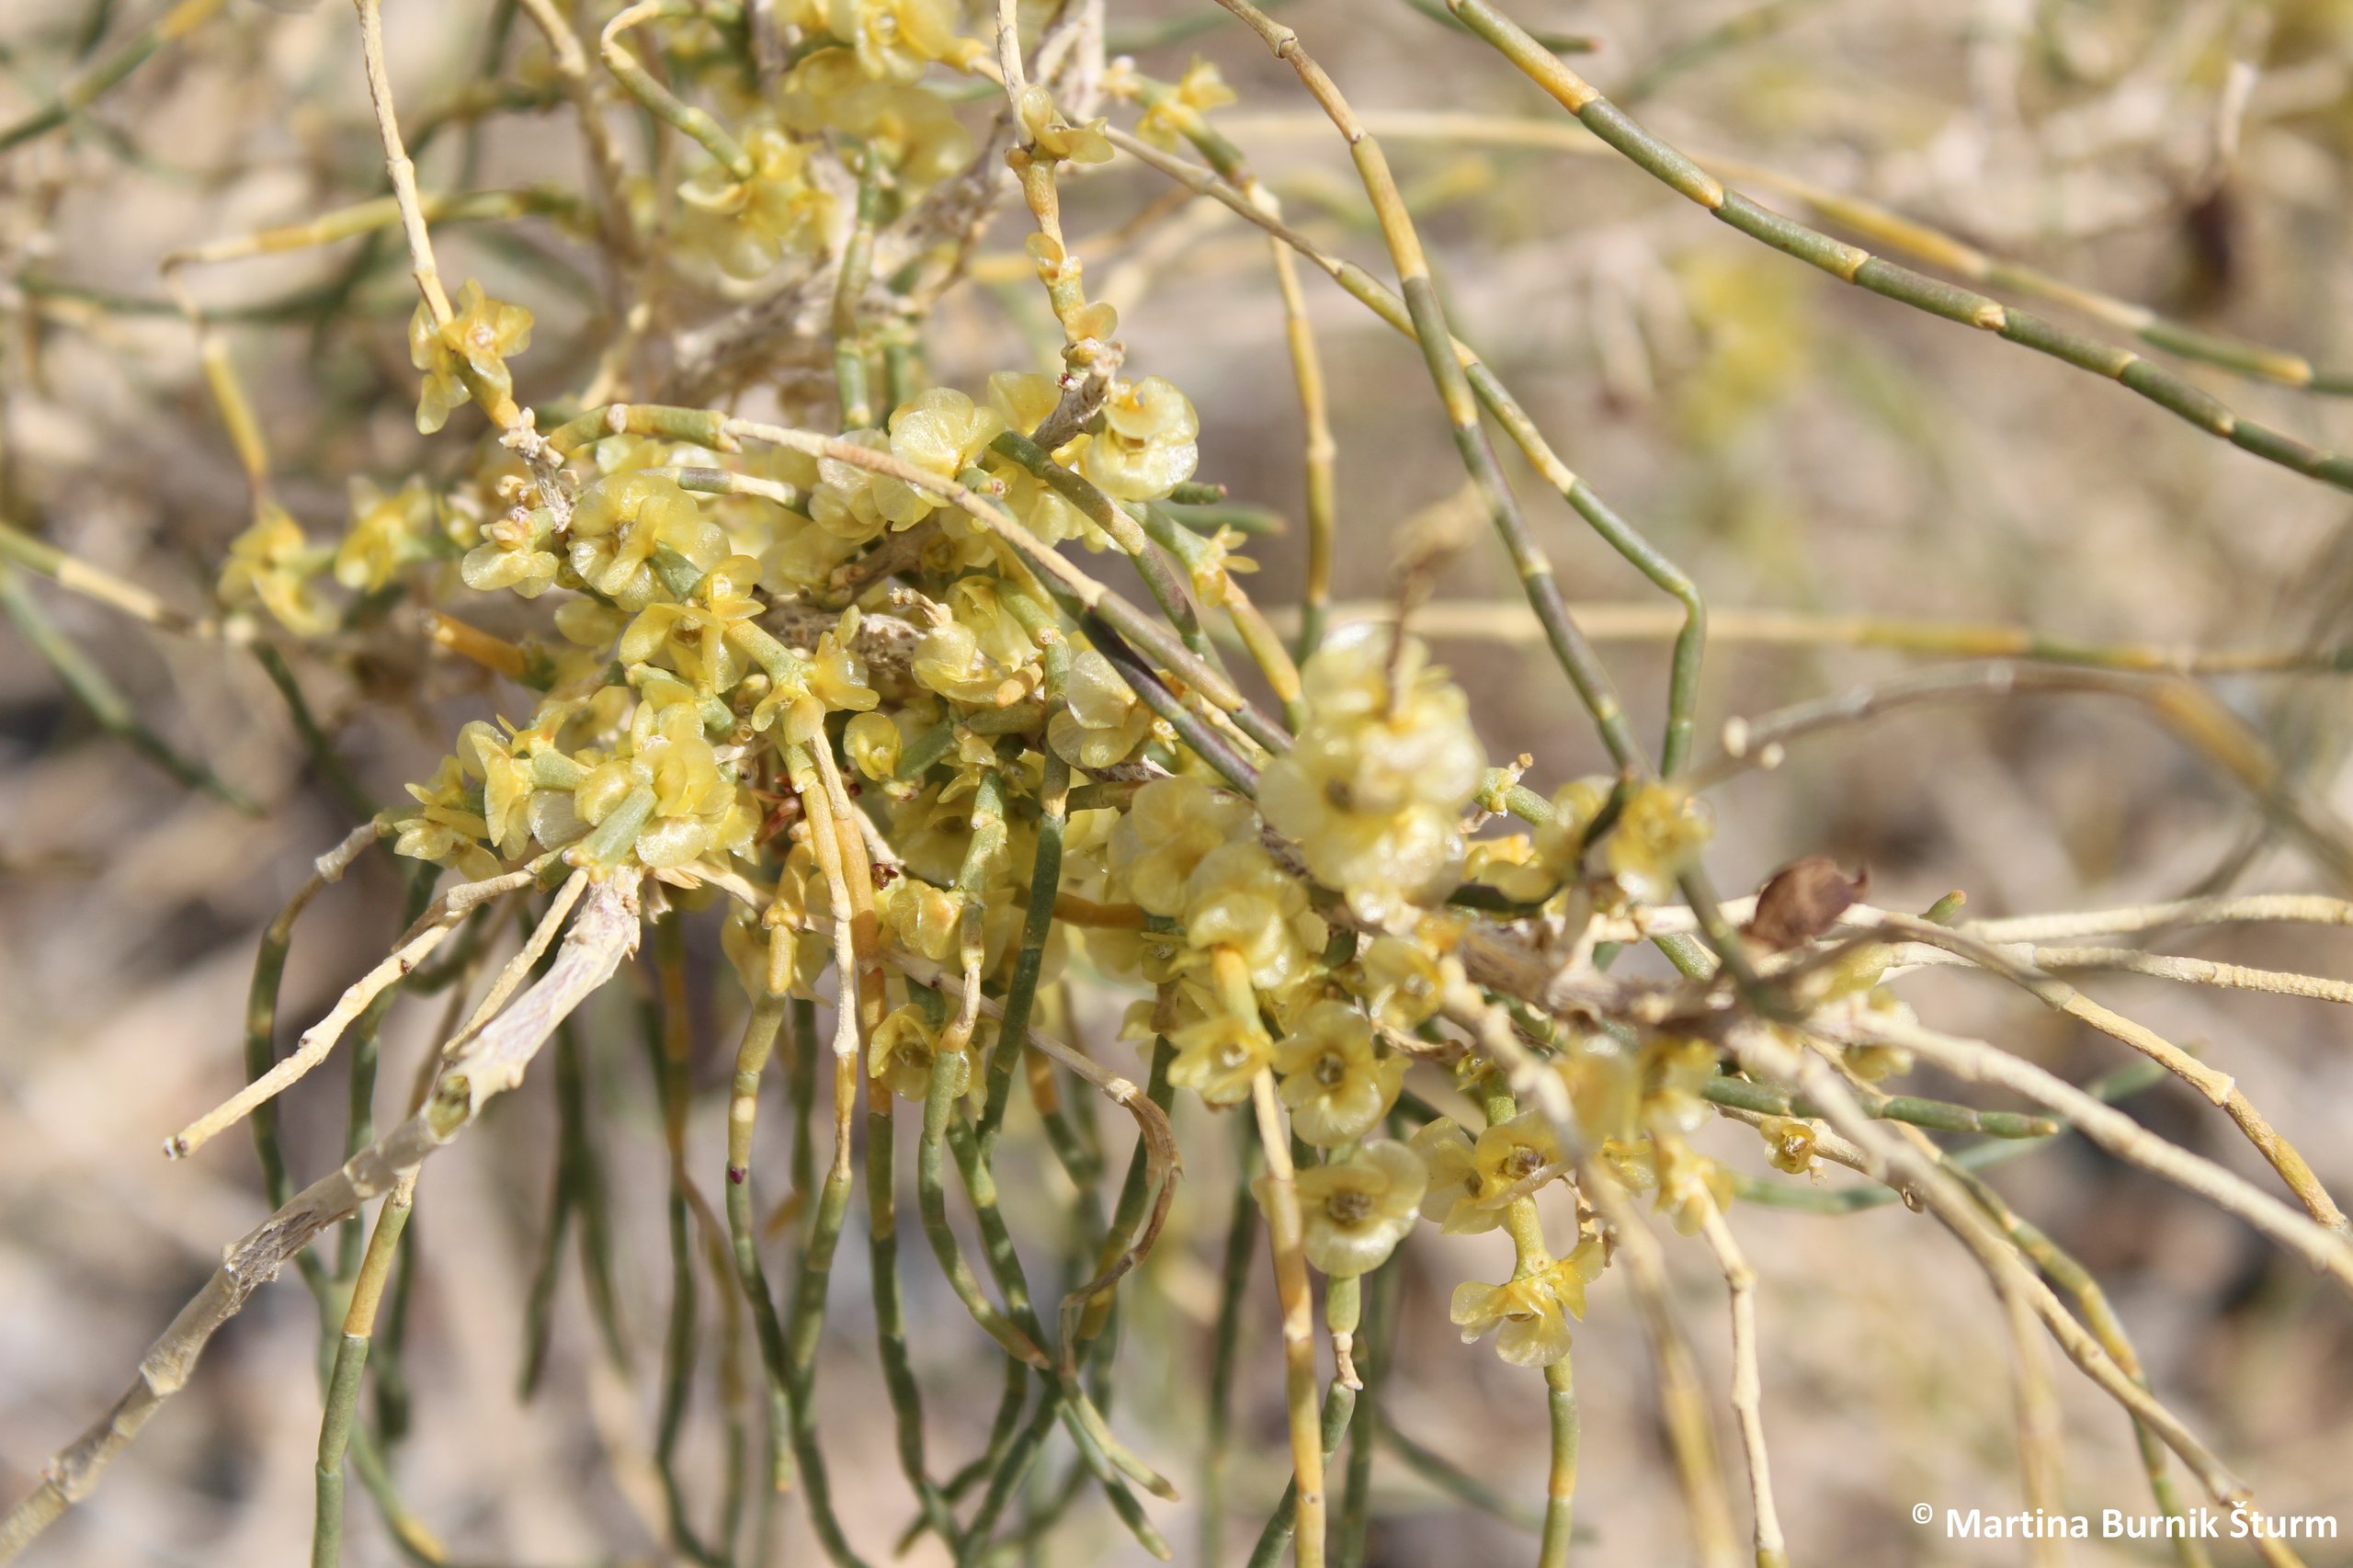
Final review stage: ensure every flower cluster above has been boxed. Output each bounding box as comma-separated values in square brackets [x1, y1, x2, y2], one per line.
[1259, 623, 1486, 925]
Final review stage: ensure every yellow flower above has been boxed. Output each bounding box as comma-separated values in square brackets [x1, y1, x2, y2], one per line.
[1465, 834, 1555, 903]
[1450, 1241, 1607, 1368]
[1352, 935, 1446, 1032]
[1756, 1115, 1817, 1176]
[568, 472, 726, 611]
[828, 0, 971, 83]
[570, 682, 750, 870]
[392, 756, 501, 881]
[1016, 84, 1113, 165]
[1166, 1010, 1272, 1108]
[1108, 775, 1254, 916]
[870, 1006, 963, 1101]
[1079, 376, 1199, 500]
[845, 710, 904, 779]
[334, 476, 439, 593]
[218, 503, 335, 635]
[1641, 1035, 1721, 1138]
[619, 553, 766, 693]
[1271, 1141, 1425, 1277]
[882, 876, 963, 963]
[841, 81, 973, 188]
[1406, 1117, 1497, 1235]
[1533, 775, 1610, 876]
[1555, 1028, 1640, 1145]
[1407, 1109, 1565, 1233]
[460, 505, 561, 598]
[454, 719, 536, 860]
[1182, 841, 1316, 992]
[679, 125, 835, 280]
[1258, 624, 1485, 924]
[409, 279, 531, 435]
[1273, 1000, 1404, 1147]
[1135, 58, 1236, 151]
[1601, 1135, 1733, 1235]
[1602, 782, 1711, 904]
[909, 619, 1028, 706]
[869, 388, 1006, 527]
[1046, 649, 1154, 769]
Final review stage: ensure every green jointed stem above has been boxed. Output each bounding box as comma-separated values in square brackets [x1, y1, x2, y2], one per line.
[0, 566, 255, 807]
[916, 1033, 1049, 1365]
[1376, 1415, 1546, 1532]
[1701, 1072, 2059, 1138]
[516, 1117, 575, 1400]
[943, 1358, 1033, 1506]
[722, 994, 794, 1399]
[980, 752, 1067, 1148]
[597, 2, 753, 179]
[312, 1180, 415, 1568]
[957, 1381, 1062, 1567]
[0, 0, 228, 154]
[1447, 0, 2353, 500]
[781, 1087, 873, 1568]
[558, 1018, 629, 1369]
[255, 642, 377, 820]
[1540, 1358, 1578, 1568]
[1246, 1381, 1358, 1568]
[1126, 72, 1338, 673]
[1733, 1059, 2171, 1215]
[945, 1115, 1175, 1554]
[1336, 1248, 1401, 1568]
[989, 430, 1228, 683]
[865, 1080, 961, 1550]
[642, 966, 722, 1568]
[1073, 1037, 1176, 1348]
[832, 153, 884, 431]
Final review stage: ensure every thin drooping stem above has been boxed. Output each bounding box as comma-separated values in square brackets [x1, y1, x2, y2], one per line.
[1695, 1201, 1786, 1568]
[1192, 8, 1656, 775]
[0, 0, 228, 155]
[979, 750, 1067, 1147]
[313, 1171, 417, 1568]
[1723, 1020, 2309, 1568]
[1578, 1167, 1741, 1568]
[1246, 1061, 1325, 1568]
[1202, 1136, 1259, 1568]
[863, 1051, 961, 1549]
[1445, 0, 2353, 500]
[0, 564, 254, 807]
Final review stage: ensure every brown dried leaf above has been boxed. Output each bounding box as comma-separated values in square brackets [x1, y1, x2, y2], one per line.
[1745, 855, 1867, 951]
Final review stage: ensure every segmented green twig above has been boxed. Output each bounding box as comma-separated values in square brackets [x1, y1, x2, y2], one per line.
[1201, 1135, 1258, 1568]
[313, 1172, 416, 1568]
[0, 0, 227, 154]
[1701, 1071, 2058, 1138]
[1375, 1413, 1545, 1533]
[0, 564, 255, 808]
[833, 152, 885, 431]
[979, 750, 1068, 1148]
[1445, 0, 2353, 499]
[865, 1050, 961, 1549]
